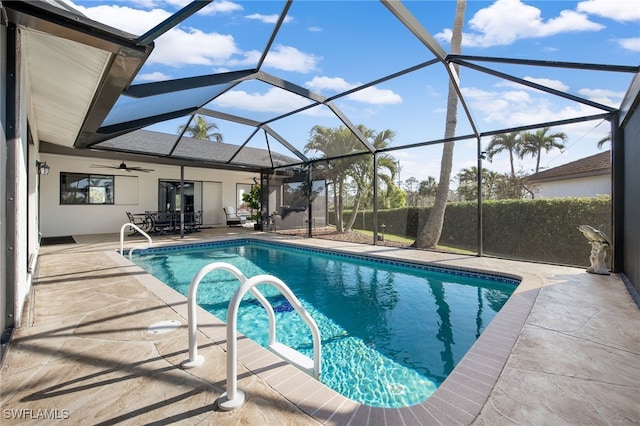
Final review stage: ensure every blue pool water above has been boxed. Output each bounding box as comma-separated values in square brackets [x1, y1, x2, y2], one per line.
[131, 239, 517, 408]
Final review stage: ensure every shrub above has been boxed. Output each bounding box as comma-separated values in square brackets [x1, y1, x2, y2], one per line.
[327, 196, 611, 266]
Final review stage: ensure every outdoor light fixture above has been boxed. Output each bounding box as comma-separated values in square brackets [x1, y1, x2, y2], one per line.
[36, 161, 50, 176]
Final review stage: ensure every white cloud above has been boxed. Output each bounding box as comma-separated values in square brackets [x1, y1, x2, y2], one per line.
[212, 87, 312, 113]
[305, 76, 353, 92]
[263, 45, 321, 73]
[523, 77, 570, 92]
[148, 0, 243, 15]
[245, 13, 292, 24]
[72, 2, 315, 71]
[148, 28, 241, 66]
[137, 71, 172, 81]
[199, 0, 244, 15]
[461, 83, 616, 141]
[436, 0, 604, 48]
[75, 4, 171, 35]
[71, 2, 241, 67]
[304, 76, 402, 105]
[577, 0, 640, 23]
[578, 88, 625, 107]
[618, 37, 640, 52]
[348, 87, 402, 105]
[308, 26, 323, 33]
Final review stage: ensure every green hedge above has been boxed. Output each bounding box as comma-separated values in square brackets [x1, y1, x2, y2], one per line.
[328, 196, 611, 266]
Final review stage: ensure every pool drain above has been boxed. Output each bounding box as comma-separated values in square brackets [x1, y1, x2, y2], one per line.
[147, 320, 181, 335]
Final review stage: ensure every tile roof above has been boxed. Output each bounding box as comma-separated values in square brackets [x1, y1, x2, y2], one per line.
[527, 150, 610, 182]
[96, 129, 299, 169]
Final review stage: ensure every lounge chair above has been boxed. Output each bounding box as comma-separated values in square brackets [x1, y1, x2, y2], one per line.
[223, 206, 246, 226]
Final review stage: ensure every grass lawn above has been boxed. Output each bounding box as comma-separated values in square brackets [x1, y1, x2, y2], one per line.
[353, 229, 477, 255]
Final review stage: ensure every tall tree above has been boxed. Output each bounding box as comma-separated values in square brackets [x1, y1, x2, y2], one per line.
[456, 166, 501, 201]
[404, 177, 419, 206]
[344, 128, 397, 231]
[179, 115, 223, 142]
[418, 176, 438, 206]
[486, 131, 522, 177]
[415, 0, 466, 248]
[520, 127, 567, 172]
[305, 125, 359, 232]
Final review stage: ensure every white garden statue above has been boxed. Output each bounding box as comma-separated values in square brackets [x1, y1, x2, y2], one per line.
[577, 225, 611, 275]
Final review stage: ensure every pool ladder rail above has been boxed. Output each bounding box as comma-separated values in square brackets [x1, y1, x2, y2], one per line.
[119, 222, 152, 259]
[181, 262, 322, 411]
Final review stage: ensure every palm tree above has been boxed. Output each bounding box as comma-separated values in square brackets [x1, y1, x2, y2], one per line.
[486, 131, 522, 177]
[519, 127, 567, 173]
[597, 133, 610, 149]
[179, 115, 223, 142]
[456, 166, 501, 201]
[415, 0, 466, 248]
[343, 127, 397, 231]
[305, 125, 361, 232]
[418, 176, 438, 206]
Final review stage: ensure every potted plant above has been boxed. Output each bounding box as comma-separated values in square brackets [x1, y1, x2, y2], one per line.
[242, 184, 263, 230]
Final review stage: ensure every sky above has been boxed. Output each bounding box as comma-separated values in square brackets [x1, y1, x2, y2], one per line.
[69, 0, 639, 186]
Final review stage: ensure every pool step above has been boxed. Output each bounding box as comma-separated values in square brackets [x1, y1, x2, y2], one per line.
[269, 342, 314, 376]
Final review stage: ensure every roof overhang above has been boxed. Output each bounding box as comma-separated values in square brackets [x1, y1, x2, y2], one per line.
[39, 140, 265, 173]
[3, 0, 153, 149]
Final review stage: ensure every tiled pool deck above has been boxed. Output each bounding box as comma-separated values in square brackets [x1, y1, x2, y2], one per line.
[2, 227, 639, 425]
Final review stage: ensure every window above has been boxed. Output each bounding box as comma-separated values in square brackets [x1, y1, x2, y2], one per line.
[60, 173, 114, 205]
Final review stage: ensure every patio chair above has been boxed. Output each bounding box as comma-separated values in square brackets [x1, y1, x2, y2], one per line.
[151, 211, 174, 233]
[125, 212, 150, 234]
[183, 211, 201, 233]
[223, 206, 246, 226]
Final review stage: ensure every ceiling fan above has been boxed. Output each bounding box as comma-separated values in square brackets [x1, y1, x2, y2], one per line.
[90, 161, 154, 173]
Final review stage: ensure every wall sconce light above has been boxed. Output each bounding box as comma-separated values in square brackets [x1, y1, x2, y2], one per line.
[36, 161, 50, 176]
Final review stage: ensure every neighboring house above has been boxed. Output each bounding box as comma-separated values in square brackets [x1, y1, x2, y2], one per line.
[527, 151, 611, 198]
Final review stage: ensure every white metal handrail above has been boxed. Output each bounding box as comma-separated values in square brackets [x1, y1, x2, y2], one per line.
[219, 274, 322, 411]
[182, 262, 321, 411]
[119, 223, 153, 259]
[182, 262, 274, 368]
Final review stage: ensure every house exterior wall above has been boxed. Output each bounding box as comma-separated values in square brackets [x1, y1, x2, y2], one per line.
[533, 174, 610, 198]
[38, 153, 259, 237]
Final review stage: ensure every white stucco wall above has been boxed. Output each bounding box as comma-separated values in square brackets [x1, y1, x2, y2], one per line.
[533, 174, 610, 198]
[38, 154, 260, 237]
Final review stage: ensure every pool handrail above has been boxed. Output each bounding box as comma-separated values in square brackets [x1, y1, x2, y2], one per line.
[182, 262, 276, 368]
[219, 273, 322, 411]
[119, 223, 152, 259]
[182, 261, 321, 411]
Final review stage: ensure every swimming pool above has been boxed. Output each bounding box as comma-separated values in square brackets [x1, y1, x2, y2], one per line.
[130, 239, 518, 408]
